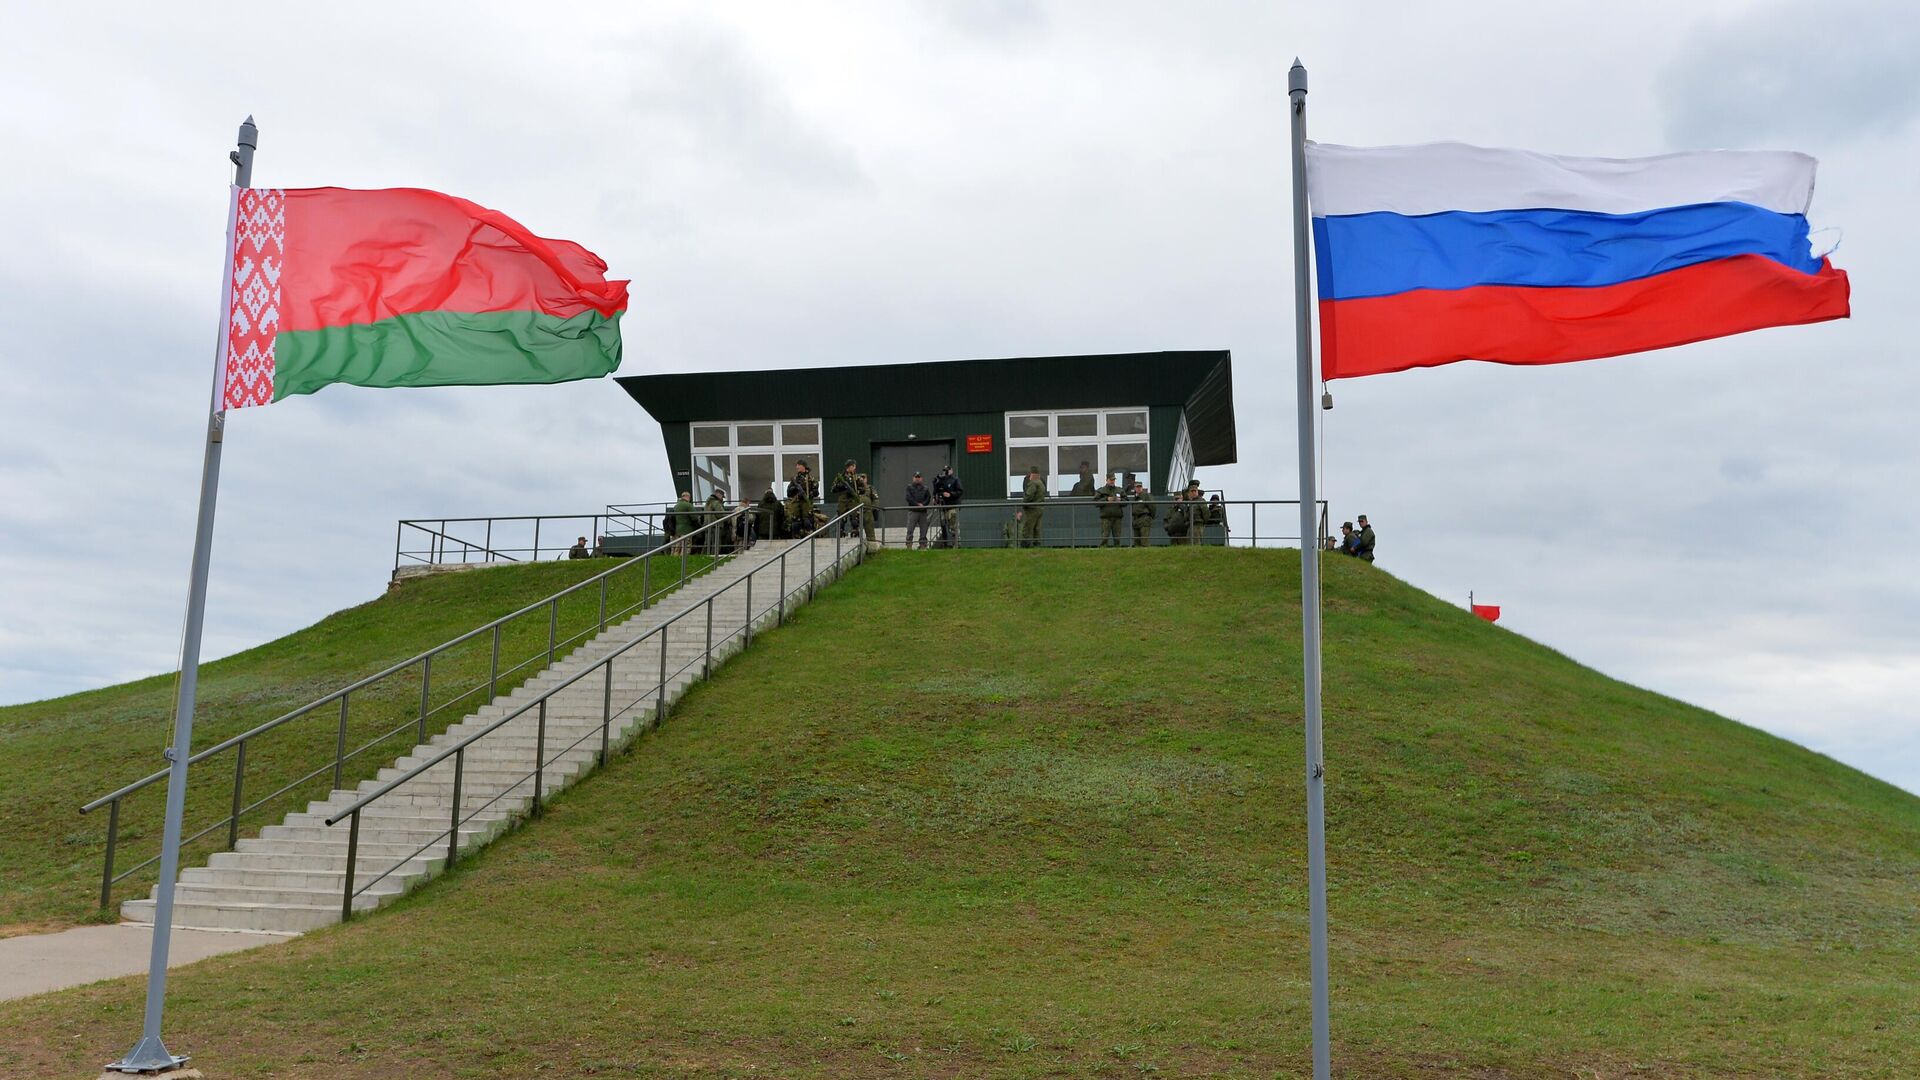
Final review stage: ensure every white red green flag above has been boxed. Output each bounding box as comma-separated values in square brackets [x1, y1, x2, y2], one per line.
[222, 187, 628, 408]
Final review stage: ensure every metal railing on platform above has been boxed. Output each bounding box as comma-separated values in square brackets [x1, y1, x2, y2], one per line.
[394, 503, 680, 572]
[848, 497, 1329, 549]
[321, 505, 868, 923]
[79, 508, 752, 911]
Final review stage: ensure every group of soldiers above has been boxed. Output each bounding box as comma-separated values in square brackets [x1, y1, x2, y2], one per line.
[1333, 515, 1376, 562]
[1006, 464, 1226, 547]
[654, 457, 1238, 554]
[660, 458, 970, 554]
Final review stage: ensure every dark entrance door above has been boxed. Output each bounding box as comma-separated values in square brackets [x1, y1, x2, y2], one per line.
[870, 441, 953, 532]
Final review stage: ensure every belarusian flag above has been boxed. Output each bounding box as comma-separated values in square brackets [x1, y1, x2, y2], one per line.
[222, 187, 628, 408]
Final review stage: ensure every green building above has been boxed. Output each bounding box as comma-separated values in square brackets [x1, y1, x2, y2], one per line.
[617, 351, 1237, 516]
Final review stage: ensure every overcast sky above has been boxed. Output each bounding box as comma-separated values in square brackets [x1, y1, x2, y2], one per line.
[2, 1, 1914, 793]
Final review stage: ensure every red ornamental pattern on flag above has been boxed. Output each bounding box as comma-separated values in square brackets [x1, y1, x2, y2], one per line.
[225, 188, 285, 408]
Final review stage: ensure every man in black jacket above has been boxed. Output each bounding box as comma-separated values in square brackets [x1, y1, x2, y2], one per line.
[932, 465, 963, 548]
[904, 471, 933, 549]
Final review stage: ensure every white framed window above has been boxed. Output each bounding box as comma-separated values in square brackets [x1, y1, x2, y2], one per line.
[689, 419, 821, 501]
[1004, 408, 1151, 496]
[1166, 413, 1194, 495]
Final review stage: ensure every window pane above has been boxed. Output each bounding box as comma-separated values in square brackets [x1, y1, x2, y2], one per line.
[780, 453, 819, 489]
[738, 424, 774, 447]
[1108, 441, 1148, 474]
[1008, 446, 1048, 494]
[692, 425, 729, 448]
[692, 454, 732, 501]
[1057, 445, 1098, 492]
[1107, 410, 1148, 436]
[739, 454, 776, 500]
[1007, 414, 1049, 439]
[780, 422, 819, 447]
[1057, 413, 1097, 437]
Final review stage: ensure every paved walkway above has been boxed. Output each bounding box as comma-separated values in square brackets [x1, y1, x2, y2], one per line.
[0, 923, 292, 1002]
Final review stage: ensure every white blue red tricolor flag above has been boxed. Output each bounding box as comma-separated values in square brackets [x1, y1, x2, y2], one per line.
[1305, 142, 1851, 379]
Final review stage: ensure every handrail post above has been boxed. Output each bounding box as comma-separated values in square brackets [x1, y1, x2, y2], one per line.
[484, 519, 493, 564]
[704, 593, 714, 678]
[532, 517, 541, 562]
[489, 625, 501, 700]
[657, 621, 669, 722]
[533, 699, 548, 816]
[393, 520, 402, 576]
[418, 654, 432, 743]
[333, 693, 349, 790]
[598, 576, 608, 632]
[448, 747, 464, 866]
[778, 548, 787, 625]
[744, 574, 754, 648]
[642, 558, 651, 610]
[227, 740, 247, 851]
[99, 798, 120, 911]
[600, 662, 614, 767]
[1253, 502, 1259, 549]
[809, 532, 818, 601]
[680, 533, 688, 585]
[341, 809, 361, 923]
[547, 599, 558, 666]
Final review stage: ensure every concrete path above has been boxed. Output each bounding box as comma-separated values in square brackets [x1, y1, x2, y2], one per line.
[0, 923, 291, 1002]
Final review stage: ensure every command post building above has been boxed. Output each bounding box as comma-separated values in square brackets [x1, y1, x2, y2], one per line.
[617, 351, 1237, 514]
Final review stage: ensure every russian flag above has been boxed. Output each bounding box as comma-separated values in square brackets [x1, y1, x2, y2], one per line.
[1305, 142, 1851, 380]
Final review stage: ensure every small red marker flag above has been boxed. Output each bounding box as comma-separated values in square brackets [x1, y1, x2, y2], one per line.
[1471, 604, 1501, 623]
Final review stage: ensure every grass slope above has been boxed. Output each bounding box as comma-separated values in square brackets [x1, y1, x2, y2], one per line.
[3, 548, 1916, 1078]
[0, 555, 708, 931]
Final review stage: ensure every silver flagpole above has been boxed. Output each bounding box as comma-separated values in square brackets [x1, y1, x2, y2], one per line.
[109, 114, 256, 1076]
[1287, 59, 1332, 1080]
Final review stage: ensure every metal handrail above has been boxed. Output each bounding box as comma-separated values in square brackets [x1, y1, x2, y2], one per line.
[394, 521, 520, 565]
[78, 507, 752, 910]
[322, 505, 869, 921]
[81, 507, 749, 815]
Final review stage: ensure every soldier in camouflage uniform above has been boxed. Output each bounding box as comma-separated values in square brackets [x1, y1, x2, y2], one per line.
[786, 462, 816, 538]
[831, 460, 863, 537]
[702, 489, 728, 555]
[860, 473, 879, 538]
[1094, 472, 1125, 547]
[1129, 481, 1155, 546]
[670, 491, 698, 552]
[1020, 465, 1047, 547]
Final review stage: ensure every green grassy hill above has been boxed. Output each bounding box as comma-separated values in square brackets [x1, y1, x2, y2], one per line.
[4, 548, 1916, 1077]
[0, 556, 707, 931]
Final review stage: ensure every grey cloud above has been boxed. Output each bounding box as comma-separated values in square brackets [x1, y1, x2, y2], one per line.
[1658, 0, 1920, 147]
[935, 0, 1047, 41]
[624, 25, 871, 195]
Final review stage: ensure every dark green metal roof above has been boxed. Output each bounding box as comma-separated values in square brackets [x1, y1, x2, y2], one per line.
[616, 350, 1237, 466]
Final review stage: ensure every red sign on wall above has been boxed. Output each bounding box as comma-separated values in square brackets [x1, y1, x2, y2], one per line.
[965, 434, 994, 454]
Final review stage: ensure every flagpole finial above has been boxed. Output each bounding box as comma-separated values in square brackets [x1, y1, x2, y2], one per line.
[237, 115, 258, 150]
[1289, 59, 1308, 96]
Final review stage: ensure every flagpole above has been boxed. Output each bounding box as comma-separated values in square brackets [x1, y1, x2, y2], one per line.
[108, 114, 256, 1076]
[1288, 59, 1332, 1080]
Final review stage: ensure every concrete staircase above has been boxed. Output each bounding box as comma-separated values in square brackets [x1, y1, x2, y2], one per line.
[123, 537, 859, 934]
